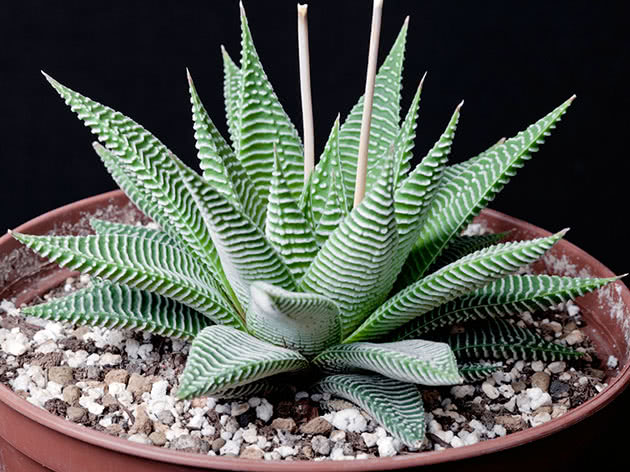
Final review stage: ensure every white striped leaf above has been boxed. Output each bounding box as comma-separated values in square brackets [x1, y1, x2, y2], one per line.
[266, 151, 319, 280]
[92, 143, 187, 249]
[445, 319, 583, 361]
[411, 96, 575, 279]
[21, 281, 210, 340]
[89, 218, 177, 247]
[458, 362, 502, 382]
[188, 71, 266, 229]
[235, 6, 304, 200]
[221, 46, 242, 150]
[314, 170, 347, 246]
[181, 169, 297, 311]
[314, 373, 425, 448]
[393, 274, 618, 340]
[344, 231, 567, 343]
[300, 158, 399, 337]
[396, 232, 507, 290]
[176, 325, 308, 399]
[441, 136, 507, 187]
[44, 74, 220, 276]
[392, 102, 462, 278]
[336, 20, 408, 208]
[313, 339, 462, 386]
[11, 232, 243, 329]
[246, 282, 341, 359]
[213, 379, 288, 400]
[298, 170, 316, 232]
[309, 116, 347, 226]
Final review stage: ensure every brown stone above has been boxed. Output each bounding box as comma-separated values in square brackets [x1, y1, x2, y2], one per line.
[495, 415, 527, 433]
[101, 393, 119, 408]
[511, 380, 526, 393]
[211, 438, 226, 453]
[104, 369, 129, 385]
[127, 373, 151, 398]
[531, 372, 551, 392]
[62, 385, 81, 405]
[106, 424, 124, 436]
[300, 417, 333, 435]
[271, 417, 297, 433]
[129, 405, 153, 435]
[48, 366, 74, 386]
[67, 406, 87, 423]
[326, 399, 354, 411]
[240, 445, 264, 460]
[149, 431, 167, 446]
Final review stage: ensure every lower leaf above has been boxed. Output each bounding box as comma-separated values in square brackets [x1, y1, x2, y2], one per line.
[314, 373, 425, 448]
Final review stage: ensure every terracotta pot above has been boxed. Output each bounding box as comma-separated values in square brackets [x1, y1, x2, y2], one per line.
[1, 190, 629, 472]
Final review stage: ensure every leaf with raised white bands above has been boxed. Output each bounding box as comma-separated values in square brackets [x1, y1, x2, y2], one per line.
[182, 169, 296, 311]
[444, 319, 583, 362]
[411, 96, 575, 279]
[314, 373, 425, 448]
[222, 46, 242, 150]
[89, 218, 177, 247]
[22, 281, 211, 340]
[393, 274, 618, 340]
[314, 170, 347, 246]
[335, 19, 408, 208]
[246, 281, 341, 359]
[45, 74, 220, 276]
[300, 158, 399, 337]
[235, 6, 304, 200]
[177, 325, 308, 399]
[188, 71, 266, 229]
[344, 231, 567, 343]
[266, 151, 319, 280]
[11, 232, 243, 329]
[313, 339, 462, 386]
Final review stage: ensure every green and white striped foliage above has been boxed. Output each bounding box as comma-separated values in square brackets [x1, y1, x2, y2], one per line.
[345, 231, 568, 343]
[11, 231, 243, 329]
[313, 339, 462, 386]
[445, 319, 583, 362]
[22, 281, 210, 340]
[16, 3, 609, 450]
[314, 374, 425, 448]
[393, 274, 618, 340]
[458, 363, 502, 383]
[246, 282, 341, 359]
[300, 158, 399, 337]
[411, 96, 575, 279]
[234, 4, 304, 201]
[177, 325, 308, 398]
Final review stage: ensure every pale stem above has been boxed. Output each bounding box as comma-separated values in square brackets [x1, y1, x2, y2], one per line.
[353, 0, 384, 208]
[298, 4, 315, 183]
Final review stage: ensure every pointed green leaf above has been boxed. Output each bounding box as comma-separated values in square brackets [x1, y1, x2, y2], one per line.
[176, 325, 308, 399]
[393, 274, 618, 340]
[313, 339, 462, 386]
[298, 170, 316, 232]
[393, 102, 462, 276]
[188, 71, 266, 229]
[235, 6, 304, 200]
[345, 231, 567, 343]
[44, 74, 221, 275]
[222, 46, 242, 149]
[22, 281, 211, 340]
[213, 378, 289, 400]
[336, 19, 408, 208]
[314, 170, 347, 246]
[89, 218, 177, 247]
[266, 151, 319, 280]
[246, 282, 341, 359]
[445, 319, 583, 361]
[314, 373, 425, 448]
[300, 159, 399, 337]
[181, 169, 297, 311]
[458, 362, 502, 382]
[310, 116, 347, 225]
[11, 232, 243, 329]
[411, 96, 575, 279]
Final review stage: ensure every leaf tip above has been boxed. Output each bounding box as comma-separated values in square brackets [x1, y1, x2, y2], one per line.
[239, 0, 246, 17]
[404, 15, 410, 27]
[569, 94, 577, 103]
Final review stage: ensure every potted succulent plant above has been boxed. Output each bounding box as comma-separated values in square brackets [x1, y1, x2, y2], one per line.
[1, 1, 629, 471]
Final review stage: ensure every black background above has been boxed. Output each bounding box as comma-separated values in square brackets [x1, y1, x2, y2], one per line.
[1, 1, 629, 469]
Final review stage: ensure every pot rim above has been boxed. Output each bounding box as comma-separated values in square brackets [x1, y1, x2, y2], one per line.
[1, 189, 629, 471]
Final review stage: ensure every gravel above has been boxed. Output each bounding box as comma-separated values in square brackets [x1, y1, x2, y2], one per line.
[0, 255, 618, 461]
